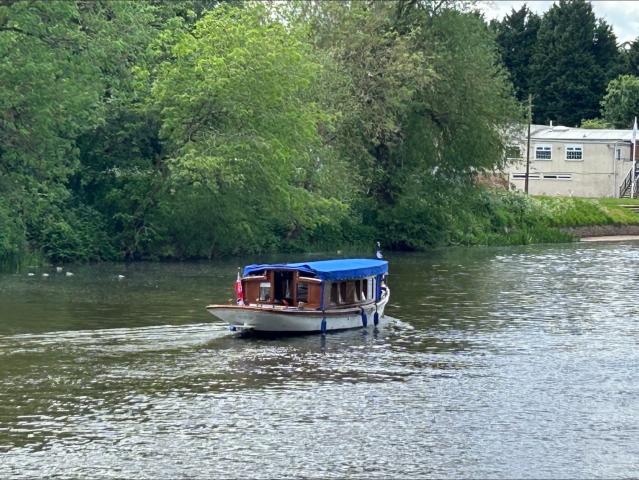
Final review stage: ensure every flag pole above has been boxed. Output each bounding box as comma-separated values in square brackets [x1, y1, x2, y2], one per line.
[235, 268, 244, 305]
[632, 117, 637, 199]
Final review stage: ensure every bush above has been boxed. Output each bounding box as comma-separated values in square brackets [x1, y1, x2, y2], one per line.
[0, 199, 27, 262]
[29, 204, 115, 263]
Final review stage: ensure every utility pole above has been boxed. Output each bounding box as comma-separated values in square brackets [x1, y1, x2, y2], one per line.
[632, 116, 637, 199]
[525, 94, 532, 195]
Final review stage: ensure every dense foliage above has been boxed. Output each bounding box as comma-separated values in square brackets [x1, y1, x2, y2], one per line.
[0, 0, 530, 263]
[7, 0, 635, 264]
[492, 0, 627, 127]
[491, 4, 540, 103]
[600, 75, 639, 128]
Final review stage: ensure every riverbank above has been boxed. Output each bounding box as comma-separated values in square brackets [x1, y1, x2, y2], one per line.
[538, 196, 639, 241]
[565, 224, 639, 239]
[4, 190, 639, 269]
[386, 192, 639, 249]
[581, 234, 639, 242]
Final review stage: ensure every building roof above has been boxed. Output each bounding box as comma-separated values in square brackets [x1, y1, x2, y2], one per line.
[529, 125, 633, 142]
[243, 259, 388, 281]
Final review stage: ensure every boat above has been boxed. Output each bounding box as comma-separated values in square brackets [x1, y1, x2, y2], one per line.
[206, 258, 389, 334]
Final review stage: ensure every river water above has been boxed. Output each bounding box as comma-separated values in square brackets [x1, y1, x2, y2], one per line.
[1, 243, 638, 478]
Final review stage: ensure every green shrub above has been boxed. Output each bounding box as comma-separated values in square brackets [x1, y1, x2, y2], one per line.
[0, 199, 27, 262]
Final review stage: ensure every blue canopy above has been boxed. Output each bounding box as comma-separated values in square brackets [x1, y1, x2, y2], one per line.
[243, 258, 388, 281]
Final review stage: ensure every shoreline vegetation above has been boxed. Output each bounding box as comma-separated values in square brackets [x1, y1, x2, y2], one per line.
[2, 1, 639, 267]
[3, 192, 639, 271]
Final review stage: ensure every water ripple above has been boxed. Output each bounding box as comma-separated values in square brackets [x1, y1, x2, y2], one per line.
[2, 245, 639, 477]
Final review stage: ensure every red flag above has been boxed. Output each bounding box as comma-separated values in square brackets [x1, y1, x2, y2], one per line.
[235, 271, 244, 305]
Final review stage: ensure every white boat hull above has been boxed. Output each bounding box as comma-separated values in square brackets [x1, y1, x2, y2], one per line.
[207, 288, 389, 333]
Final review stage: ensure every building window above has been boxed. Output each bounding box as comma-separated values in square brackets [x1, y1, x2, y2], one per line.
[565, 144, 583, 161]
[512, 173, 540, 180]
[535, 145, 552, 160]
[506, 145, 521, 160]
[616, 147, 622, 160]
[542, 174, 572, 180]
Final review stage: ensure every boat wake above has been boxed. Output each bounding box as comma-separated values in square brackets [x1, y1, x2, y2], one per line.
[0, 322, 231, 356]
[0, 317, 413, 358]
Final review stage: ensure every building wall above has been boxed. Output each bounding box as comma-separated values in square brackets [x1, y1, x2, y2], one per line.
[506, 141, 632, 197]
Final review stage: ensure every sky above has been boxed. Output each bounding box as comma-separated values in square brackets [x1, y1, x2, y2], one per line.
[478, 1, 639, 44]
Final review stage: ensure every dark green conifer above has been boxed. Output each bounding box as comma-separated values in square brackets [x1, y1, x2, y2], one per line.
[492, 4, 540, 102]
[530, 0, 619, 126]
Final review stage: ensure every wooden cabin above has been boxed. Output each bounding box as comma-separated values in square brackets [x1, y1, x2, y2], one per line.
[240, 261, 384, 311]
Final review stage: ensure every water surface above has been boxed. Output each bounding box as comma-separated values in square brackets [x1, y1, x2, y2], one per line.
[1, 244, 638, 478]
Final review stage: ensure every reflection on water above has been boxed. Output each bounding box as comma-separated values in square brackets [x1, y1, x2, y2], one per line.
[1, 244, 639, 478]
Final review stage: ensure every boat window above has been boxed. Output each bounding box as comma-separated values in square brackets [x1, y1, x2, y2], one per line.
[345, 281, 358, 304]
[367, 278, 375, 300]
[330, 283, 339, 306]
[328, 280, 372, 306]
[297, 282, 309, 303]
[259, 282, 271, 302]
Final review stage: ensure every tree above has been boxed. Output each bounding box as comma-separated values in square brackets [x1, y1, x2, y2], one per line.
[619, 38, 639, 76]
[291, 1, 435, 206]
[0, 1, 113, 260]
[530, 0, 619, 126]
[0, 0, 538, 261]
[150, 4, 349, 256]
[0, 0, 188, 261]
[580, 118, 611, 129]
[294, 1, 521, 248]
[601, 75, 639, 128]
[491, 4, 540, 101]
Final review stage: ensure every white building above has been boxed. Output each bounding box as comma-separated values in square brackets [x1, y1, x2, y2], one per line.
[505, 125, 637, 198]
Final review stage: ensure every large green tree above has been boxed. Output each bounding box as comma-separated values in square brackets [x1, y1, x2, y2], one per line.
[294, 1, 521, 248]
[619, 38, 639, 76]
[0, 1, 227, 261]
[491, 4, 540, 102]
[150, 4, 349, 256]
[0, 0, 137, 261]
[601, 75, 639, 128]
[292, 1, 434, 207]
[0, 0, 533, 261]
[530, 0, 619, 126]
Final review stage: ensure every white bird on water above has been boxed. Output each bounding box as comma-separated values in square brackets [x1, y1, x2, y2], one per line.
[117, 274, 125, 280]
[56, 266, 63, 273]
[42, 273, 49, 278]
[65, 271, 74, 277]
[27, 272, 35, 277]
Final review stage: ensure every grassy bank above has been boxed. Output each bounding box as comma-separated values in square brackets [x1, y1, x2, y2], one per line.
[469, 193, 639, 246]
[402, 190, 639, 249]
[538, 197, 639, 227]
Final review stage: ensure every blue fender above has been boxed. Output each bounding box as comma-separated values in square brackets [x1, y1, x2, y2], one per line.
[320, 317, 327, 334]
[373, 311, 379, 326]
[361, 308, 368, 327]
